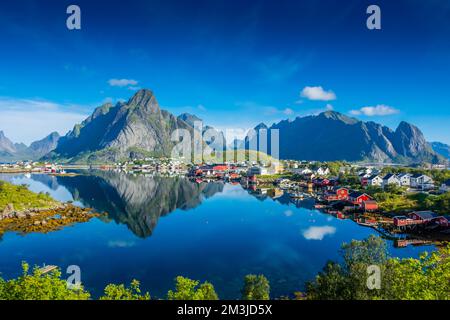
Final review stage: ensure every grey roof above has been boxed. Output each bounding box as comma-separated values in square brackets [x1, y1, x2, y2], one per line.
[411, 211, 438, 220]
[383, 173, 397, 180]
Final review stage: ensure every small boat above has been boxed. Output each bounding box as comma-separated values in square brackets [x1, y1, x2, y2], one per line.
[289, 192, 306, 199]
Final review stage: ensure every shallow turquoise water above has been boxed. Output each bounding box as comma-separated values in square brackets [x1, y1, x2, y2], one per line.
[0, 171, 433, 299]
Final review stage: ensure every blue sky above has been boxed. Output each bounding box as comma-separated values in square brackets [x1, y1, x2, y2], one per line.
[0, 0, 449, 144]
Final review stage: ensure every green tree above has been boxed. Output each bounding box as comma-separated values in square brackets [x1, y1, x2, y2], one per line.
[167, 276, 218, 300]
[100, 279, 150, 300]
[241, 274, 270, 300]
[306, 262, 348, 300]
[382, 246, 450, 300]
[306, 236, 450, 300]
[0, 262, 90, 300]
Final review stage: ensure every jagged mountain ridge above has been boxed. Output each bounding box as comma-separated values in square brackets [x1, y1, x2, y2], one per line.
[0, 131, 60, 162]
[1, 89, 445, 164]
[49, 89, 196, 162]
[48, 90, 226, 163]
[249, 111, 442, 163]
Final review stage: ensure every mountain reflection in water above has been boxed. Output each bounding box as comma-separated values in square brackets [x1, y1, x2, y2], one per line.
[0, 170, 434, 299]
[34, 171, 225, 238]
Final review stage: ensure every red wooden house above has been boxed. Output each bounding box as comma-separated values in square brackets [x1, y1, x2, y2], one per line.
[325, 187, 349, 201]
[213, 165, 229, 172]
[409, 211, 439, 223]
[432, 216, 450, 228]
[362, 200, 379, 212]
[347, 191, 372, 205]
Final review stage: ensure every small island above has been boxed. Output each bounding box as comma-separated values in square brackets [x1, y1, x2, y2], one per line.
[0, 180, 100, 236]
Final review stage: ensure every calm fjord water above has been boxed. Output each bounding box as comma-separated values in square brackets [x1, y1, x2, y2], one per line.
[0, 171, 432, 299]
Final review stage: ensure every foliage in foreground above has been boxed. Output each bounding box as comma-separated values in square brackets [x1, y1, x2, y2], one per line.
[241, 274, 270, 300]
[1, 236, 449, 300]
[100, 280, 150, 300]
[167, 276, 218, 300]
[0, 262, 90, 300]
[306, 235, 450, 300]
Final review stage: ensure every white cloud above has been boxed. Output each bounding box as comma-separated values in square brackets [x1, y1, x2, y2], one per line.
[350, 104, 399, 116]
[284, 210, 293, 217]
[108, 78, 138, 87]
[302, 226, 336, 240]
[325, 104, 334, 111]
[301, 86, 336, 101]
[0, 97, 89, 145]
[107, 240, 136, 248]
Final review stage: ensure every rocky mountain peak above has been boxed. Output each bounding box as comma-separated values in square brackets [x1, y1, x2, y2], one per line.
[178, 113, 203, 127]
[0, 131, 16, 154]
[127, 89, 160, 113]
[318, 111, 359, 125]
[395, 121, 420, 136]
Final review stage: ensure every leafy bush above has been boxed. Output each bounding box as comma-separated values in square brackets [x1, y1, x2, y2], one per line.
[306, 236, 450, 300]
[167, 276, 219, 300]
[100, 279, 150, 300]
[241, 274, 270, 300]
[0, 262, 90, 300]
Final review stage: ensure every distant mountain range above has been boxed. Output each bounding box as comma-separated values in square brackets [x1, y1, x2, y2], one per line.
[0, 89, 447, 164]
[247, 111, 444, 164]
[0, 131, 60, 162]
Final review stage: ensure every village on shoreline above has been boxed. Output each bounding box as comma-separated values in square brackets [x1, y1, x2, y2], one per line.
[1, 156, 449, 245]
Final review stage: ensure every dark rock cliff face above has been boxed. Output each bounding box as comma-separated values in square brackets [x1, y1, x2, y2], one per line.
[51, 89, 195, 162]
[49, 89, 227, 163]
[55, 171, 224, 238]
[248, 111, 442, 163]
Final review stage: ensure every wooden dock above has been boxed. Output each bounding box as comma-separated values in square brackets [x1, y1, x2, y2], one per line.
[39, 265, 58, 274]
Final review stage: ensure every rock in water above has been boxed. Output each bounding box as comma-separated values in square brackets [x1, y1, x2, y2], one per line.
[1, 203, 15, 219]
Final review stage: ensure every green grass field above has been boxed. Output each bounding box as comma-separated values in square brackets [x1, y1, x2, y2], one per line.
[0, 180, 59, 212]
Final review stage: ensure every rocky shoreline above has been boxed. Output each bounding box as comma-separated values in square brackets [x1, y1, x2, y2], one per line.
[0, 203, 102, 236]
